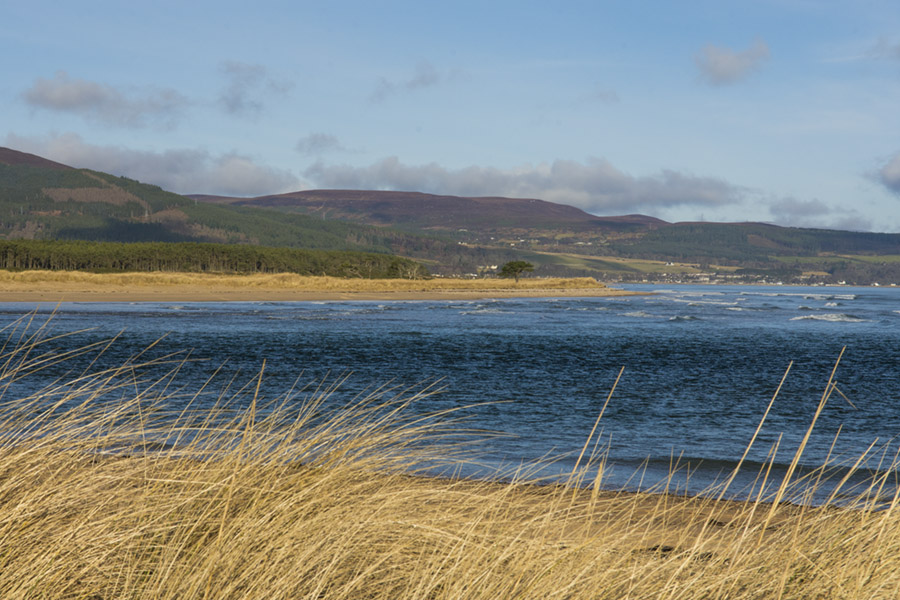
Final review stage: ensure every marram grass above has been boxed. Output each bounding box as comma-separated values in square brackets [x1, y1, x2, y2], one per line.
[0, 315, 899, 599]
[0, 269, 607, 292]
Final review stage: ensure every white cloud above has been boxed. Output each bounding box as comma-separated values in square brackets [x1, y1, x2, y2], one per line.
[22, 71, 189, 128]
[695, 39, 770, 86]
[304, 156, 744, 214]
[295, 132, 347, 156]
[218, 61, 291, 117]
[369, 61, 441, 103]
[826, 215, 875, 232]
[4, 132, 302, 197]
[871, 37, 900, 61]
[767, 196, 831, 226]
[767, 196, 872, 231]
[587, 86, 620, 104]
[878, 152, 900, 194]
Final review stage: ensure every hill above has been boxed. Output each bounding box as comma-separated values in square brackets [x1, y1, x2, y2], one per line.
[198, 189, 666, 233]
[0, 147, 462, 257]
[0, 147, 72, 170]
[2, 146, 899, 283]
[0, 148, 448, 277]
[195, 189, 900, 284]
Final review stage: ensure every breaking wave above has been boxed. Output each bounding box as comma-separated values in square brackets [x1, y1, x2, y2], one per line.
[789, 313, 869, 323]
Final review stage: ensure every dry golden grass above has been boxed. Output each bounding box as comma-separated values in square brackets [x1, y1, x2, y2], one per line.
[0, 315, 898, 599]
[0, 270, 633, 302]
[0, 269, 604, 290]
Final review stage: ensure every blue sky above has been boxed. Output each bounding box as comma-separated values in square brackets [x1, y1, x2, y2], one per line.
[3, 0, 900, 231]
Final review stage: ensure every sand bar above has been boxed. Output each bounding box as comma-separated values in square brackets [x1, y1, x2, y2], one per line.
[0, 270, 640, 303]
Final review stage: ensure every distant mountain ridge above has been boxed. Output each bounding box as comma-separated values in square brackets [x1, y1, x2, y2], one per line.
[0, 146, 445, 255]
[2, 146, 900, 284]
[195, 189, 668, 233]
[0, 147, 72, 170]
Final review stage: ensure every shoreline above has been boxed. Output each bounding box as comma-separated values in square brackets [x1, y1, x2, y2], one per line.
[0, 270, 642, 303]
[0, 289, 640, 303]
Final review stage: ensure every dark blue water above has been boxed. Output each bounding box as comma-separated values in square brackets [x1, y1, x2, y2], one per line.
[2, 284, 898, 502]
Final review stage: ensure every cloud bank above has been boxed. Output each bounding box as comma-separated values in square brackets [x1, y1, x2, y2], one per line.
[871, 37, 900, 61]
[23, 71, 189, 128]
[370, 61, 441, 103]
[767, 196, 872, 231]
[5, 133, 301, 197]
[295, 133, 347, 156]
[695, 40, 770, 86]
[878, 152, 900, 194]
[304, 156, 744, 214]
[218, 61, 291, 118]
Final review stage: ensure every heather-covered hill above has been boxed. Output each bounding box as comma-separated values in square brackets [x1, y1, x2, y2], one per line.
[0, 147, 72, 170]
[2, 147, 899, 283]
[196, 189, 667, 234]
[0, 148, 436, 254]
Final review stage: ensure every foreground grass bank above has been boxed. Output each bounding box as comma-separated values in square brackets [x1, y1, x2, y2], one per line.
[0, 269, 633, 302]
[1, 317, 899, 599]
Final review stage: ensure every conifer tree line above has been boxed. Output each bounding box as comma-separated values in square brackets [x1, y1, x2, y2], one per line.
[0, 240, 429, 279]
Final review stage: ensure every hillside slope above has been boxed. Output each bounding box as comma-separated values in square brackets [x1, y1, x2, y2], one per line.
[0, 148, 439, 254]
[2, 147, 899, 283]
[0, 147, 72, 170]
[195, 189, 666, 234]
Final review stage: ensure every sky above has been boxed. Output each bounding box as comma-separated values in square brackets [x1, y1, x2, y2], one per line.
[3, 0, 900, 232]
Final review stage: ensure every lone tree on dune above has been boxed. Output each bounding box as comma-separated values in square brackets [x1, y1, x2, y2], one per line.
[499, 261, 534, 283]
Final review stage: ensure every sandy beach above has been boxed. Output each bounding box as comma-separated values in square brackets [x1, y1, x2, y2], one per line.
[0, 270, 639, 302]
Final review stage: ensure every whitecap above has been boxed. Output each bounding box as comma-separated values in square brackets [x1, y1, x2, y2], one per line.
[459, 309, 510, 315]
[789, 314, 869, 323]
[622, 311, 659, 318]
[671, 298, 739, 306]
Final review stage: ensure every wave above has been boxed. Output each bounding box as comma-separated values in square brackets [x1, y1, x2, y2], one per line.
[789, 313, 870, 323]
[459, 308, 510, 315]
[669, 315, 701, 322]
[740, 291, 858, 301]
[622, 311, 659, 318]
[669, 298, 739, 307]
[287, 313, 351, 321]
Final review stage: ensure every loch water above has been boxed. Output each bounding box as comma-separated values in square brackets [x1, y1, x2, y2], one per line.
[2, 284, 899, 503]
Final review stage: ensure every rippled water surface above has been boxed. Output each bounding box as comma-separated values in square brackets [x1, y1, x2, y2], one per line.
[2, 284, 898, 501]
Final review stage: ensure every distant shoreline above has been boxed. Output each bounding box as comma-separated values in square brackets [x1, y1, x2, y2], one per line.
[0, 270, 641, 303]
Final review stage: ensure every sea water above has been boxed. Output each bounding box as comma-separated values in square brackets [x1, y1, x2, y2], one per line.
[1, 284, 898, 503]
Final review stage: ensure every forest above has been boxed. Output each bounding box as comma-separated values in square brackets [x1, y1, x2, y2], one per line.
[0, 240, 428, 279]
